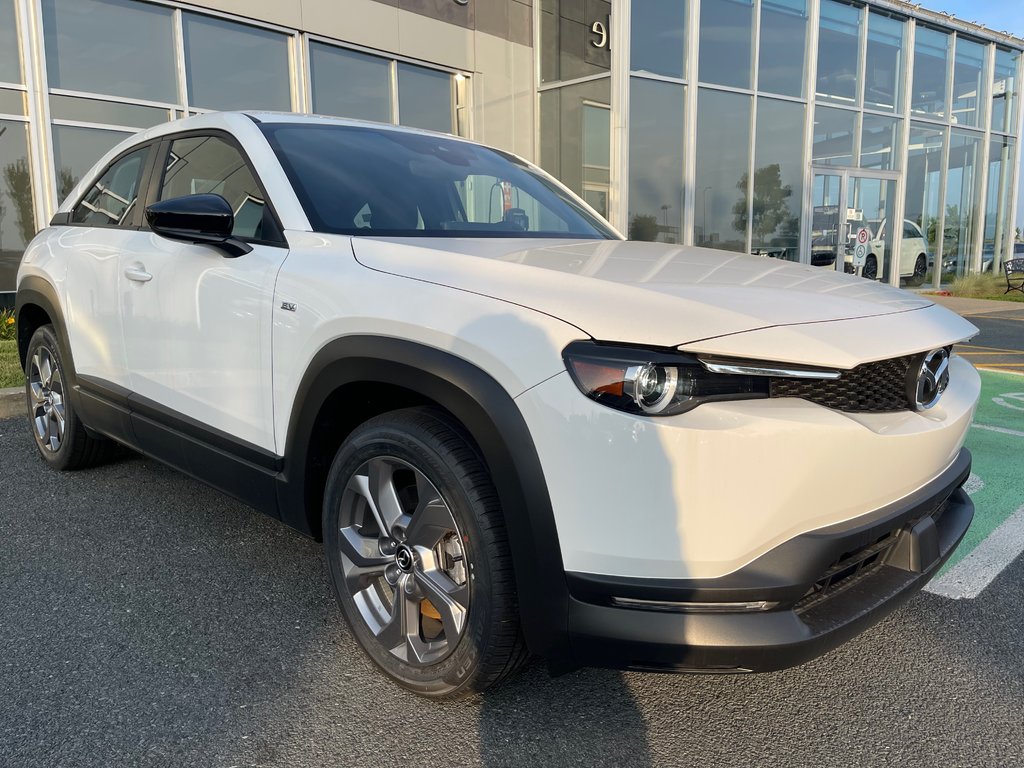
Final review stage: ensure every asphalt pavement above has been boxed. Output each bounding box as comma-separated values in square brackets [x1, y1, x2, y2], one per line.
[1, 412, 1023, 768]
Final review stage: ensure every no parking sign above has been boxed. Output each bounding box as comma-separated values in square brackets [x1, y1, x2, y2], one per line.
[853, 227, 869, 266]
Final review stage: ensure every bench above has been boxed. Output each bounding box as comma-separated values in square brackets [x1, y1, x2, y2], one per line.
[1005, 258, 1024, 295]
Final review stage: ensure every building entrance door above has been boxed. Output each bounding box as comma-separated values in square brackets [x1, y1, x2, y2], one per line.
[807, 168, 901, 285]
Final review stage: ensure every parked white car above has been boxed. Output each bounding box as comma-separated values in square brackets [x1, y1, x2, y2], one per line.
[843, 218, 930, 284]
[16, 113, 979, 698]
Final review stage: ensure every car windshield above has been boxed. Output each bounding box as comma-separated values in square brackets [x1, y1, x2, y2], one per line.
[260, 122, 619, 239]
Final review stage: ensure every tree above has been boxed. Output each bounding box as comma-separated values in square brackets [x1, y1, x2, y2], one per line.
[732, 164, 795, 242]
[3, 158, 35, 246]
[628, 213, 660, 242]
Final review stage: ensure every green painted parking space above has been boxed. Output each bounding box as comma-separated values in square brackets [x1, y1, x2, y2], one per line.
[941, 368, 1024, 573]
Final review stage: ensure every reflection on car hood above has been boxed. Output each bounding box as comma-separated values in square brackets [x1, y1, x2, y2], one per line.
[351, 237, 958, 351]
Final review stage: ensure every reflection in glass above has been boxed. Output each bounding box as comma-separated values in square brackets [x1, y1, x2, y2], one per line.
[397, 64, 453, 133]
[695, 88, 750, 252]
[864, 12, 903, 112]
[816, 1, 862, 105]
[630, 0, 686, 79]
[983, 136, 1015, 272]
[812, 106, 856, 166]
[183, 13, 290, 111]
[539, 78, 611, 209]
[538, 0, 611, 84]
[0, 89, 25, 116]
[50, 95, 170, 128]
[699, 0, 754, 89]
[943, 129, 981, 277]
[51, 125, 133, 205]
[904, 123, 944, 284]
[42, 0, 175, 102]
[310, 43, 391, 123]
[0, 119, 34, 292]
[860, 114, 900, 171]
[911, 27, 949, 117]
[627, 79, 683, 242]
[952, 38, 985, 128]
[582, 104, 610, 220]
[71, 146, 147, 226]
[992, 49, 1020, 134]
[758, 0, 807, 98]
[0, 0, 21, 84]
[750, 98, 803, 261]
[847, 176, 895, 282]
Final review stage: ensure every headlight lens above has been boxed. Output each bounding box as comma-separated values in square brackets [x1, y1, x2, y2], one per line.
[563, 342, 770, 416]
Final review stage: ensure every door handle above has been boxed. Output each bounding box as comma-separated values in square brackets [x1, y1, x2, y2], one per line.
[124, 265, 152, 283]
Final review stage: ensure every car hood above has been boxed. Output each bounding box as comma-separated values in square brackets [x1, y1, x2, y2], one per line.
[351, 238, 976, 365]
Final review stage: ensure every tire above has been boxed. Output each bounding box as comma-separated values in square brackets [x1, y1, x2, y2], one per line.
[322, 407, 529, 698]
[24, 324, 114, 470]
[905, 254, 927, 287]
[862, 255, 878, 281]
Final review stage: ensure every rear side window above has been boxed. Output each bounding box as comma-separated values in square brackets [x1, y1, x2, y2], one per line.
[71, 146, 149, 227]
[904, 221, 923, 239]
[159, 135, 271, 240]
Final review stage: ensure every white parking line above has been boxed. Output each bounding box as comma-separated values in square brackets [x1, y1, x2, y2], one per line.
[971, 423, 1024, 438]
[925, 504, 1024, 600]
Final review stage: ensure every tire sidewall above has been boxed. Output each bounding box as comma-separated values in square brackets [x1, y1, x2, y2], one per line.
[323, 416, 497, 697]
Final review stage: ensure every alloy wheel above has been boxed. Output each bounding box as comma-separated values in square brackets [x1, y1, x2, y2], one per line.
[28, 346, 66, 453]
[336, 456, 469, 666]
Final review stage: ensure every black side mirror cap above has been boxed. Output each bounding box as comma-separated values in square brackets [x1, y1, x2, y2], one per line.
[145, 193, 252, 258]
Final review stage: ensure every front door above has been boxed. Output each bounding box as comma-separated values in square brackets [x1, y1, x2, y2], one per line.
[808, 169, 899, 284]
[121, 132, 288, 453]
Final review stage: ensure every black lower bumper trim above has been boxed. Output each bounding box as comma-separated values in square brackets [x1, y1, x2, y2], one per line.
[561, 450, 974, 674]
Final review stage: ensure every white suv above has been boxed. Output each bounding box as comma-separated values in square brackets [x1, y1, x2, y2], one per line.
[16, 113, 979, 698]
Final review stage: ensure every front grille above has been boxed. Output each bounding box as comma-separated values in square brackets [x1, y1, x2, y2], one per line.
[793, 531, 900, 613]
[770, 354, 916, 413]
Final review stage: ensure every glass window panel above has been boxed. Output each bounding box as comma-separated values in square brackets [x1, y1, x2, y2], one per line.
[860, 114, 900, 170]
[911, 27, 949, 117]
[758, 0, 807, 98]
[627, 78, 684, 242]
[0, 0, 21, 84]
[942, 129, 982, 277]
[42, 0, 176, 103]
[539, 0, 611, 84]
[161, 135, 268, 240]
[864, 12, 903, 112]
[951, 38, 985, 129]
[699, 0, 754, 89]
[812, 106, 856, 166]
[630, 0, 686, 79]
[983, 136, 1015, 272]
[0, 119, 34, 292]
[49, 95, 170, 128]
[51, 124, 133, 206]
[581, 104, 610, 219]
[539, 78, 610, 207]
[71, 145, 148, 227]
[816, 1, 862, 105]
[992, 49, 1019, 134]
[750, 98, 803, 261]
[397, 64, 453, 133]
[310, 43, 391, 123]
[695, 88, 751, 252]
[0, 89, 25, 116]
[904, 123, 944, 280]
[183, 13, 290, 111]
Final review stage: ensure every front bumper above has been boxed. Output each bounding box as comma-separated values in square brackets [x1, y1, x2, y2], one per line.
[561, 448, 973, 673]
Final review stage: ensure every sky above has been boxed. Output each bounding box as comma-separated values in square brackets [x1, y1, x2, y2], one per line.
[931, 0, 1024, 234]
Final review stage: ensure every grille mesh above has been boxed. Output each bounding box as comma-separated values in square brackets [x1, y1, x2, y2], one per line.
[769, 354, 916, 413]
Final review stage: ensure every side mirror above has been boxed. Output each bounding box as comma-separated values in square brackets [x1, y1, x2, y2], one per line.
[145, 193, 252, 257]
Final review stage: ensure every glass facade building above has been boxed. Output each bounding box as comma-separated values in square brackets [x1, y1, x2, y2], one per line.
[540, 0, 1023, 290]
[0, 0, 1020, 297]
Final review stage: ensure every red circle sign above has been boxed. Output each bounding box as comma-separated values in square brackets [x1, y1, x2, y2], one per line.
[857, 228, 869, 244]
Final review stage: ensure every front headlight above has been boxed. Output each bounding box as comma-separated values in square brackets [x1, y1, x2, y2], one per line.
[563, 341, 771, 416]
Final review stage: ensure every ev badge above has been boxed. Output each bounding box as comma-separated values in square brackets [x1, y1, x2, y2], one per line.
[906, 348, 950, 410]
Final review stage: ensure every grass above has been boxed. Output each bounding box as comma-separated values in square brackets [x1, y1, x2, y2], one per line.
[946, 272, 1024, 302]
[0, 340, 23, 389]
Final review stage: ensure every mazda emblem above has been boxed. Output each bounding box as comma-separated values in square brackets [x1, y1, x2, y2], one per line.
[907, 348, 950, 410]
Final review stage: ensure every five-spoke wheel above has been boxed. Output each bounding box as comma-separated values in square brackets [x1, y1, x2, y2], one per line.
[28, 344, 66, 453]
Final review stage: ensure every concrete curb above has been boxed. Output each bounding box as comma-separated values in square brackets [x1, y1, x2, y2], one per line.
[0, 386, 23, 420]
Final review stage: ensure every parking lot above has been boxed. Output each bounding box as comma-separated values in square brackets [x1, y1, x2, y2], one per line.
[2, 308, 1024, 767]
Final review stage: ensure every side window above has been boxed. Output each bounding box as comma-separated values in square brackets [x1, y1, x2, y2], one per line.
[71, 146, 149, 227]
[160, 135, 270, 240]
[904, 221, 923, 239]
